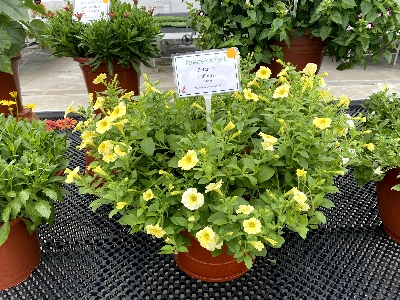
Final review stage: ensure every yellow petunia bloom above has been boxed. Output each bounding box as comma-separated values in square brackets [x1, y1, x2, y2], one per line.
[243, 88, 259, 101]
[122, 91, 135, 100]
[259, 132, 278, 151]
[109, 102, 126, 120]
[266, 238, 278, 246]
[143, 189, 155, 201]
[229, 130, 242, 140]
[146, 224, 166, 238]
[199, 148, 207, 155]
[338, 95, 350, 107]
[247, 78, 260, 88]
[93, 166, 107, 176]
[188, 216, 195, 222]
[277, 66, 289, 77]
[249, 240, 264, 251]
[65, 166, 80, 184]
[181, 188, 204, 210]
[78, 130, 96, 148]
[88, 93, 94, 105]
[115, 119, 128, 132]
[116, 202, 128, 210]
[303, 63, 317, 76]
[191, 102, 205, 111]
[93, 96, 105, 110]
[236, 205, 254, 215]
[296, 168, 307, 179]
[273, 83, 290, 98]
[365, 143, 375, 151]
[196, 227, 223, 251]
[291, 187, 310, 211]
[178, 150, 198, 170]
[98, 140, 113, 156]
[96, 116, 113, 134]
[64, 101, 78, 117]
[223, 121, 235, 132]
[114, 145, 127, 157]
[243, 217, 262, 234]
[312, 117, 332, 130]
[93, 73, 107, 84]
[256, 66, 272, 80]
[205, 180, 223, 195]
[103, 152, 118, 163]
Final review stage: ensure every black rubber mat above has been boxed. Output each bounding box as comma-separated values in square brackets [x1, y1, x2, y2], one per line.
[1, 108, 399, 299]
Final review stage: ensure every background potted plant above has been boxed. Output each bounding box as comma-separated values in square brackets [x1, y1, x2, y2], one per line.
[0, 113, 73, 290]
[348, 83, 400, 243]
[44, 0, 162, 97]
[188, 0, 400, 73]
[65, 57, 364, 282]
[0, 0, 47, 119]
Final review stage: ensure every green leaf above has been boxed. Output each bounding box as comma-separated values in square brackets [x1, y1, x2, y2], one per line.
[0, 221, 10, 246]
[255, 165, 275, 183]
[171, 216, 188, 226]
[314, 211, 327, 224]
[207, 212, 228, 225]
[0, 0, 30, 22]
[155, 129, 165, 142]
[391, 184, 400, 191]
[34, 200, 52, 219]
[244, 255, 253, 269]
[140, 137, 155, 156]
[295, 226, 308, 239]
[43, 188, 58, 200]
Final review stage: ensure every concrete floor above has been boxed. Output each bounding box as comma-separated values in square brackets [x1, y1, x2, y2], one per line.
[18, 44, 400, 112]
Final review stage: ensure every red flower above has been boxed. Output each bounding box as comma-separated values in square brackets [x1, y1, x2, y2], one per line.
[45, 120, 58, 131]
[56, 118, 77, 130]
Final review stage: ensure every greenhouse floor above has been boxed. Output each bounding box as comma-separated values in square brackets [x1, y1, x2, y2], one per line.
[18, 44, 400, 112]
[0, 108, 399, 299]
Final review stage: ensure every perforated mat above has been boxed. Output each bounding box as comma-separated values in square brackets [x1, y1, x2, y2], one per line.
[1, 108, 399, 299]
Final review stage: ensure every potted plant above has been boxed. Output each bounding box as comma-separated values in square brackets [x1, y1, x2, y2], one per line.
[348, 83, 400, 243]
[0, 0, 47, 119]
[65, 58, 363, 282]
[187, 0, 400, 73]
[0, 112, 74, 290]
[44, 0, 162, 97]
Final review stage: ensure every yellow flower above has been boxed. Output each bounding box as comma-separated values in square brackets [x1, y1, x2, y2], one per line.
[171, 191, 181, 195]
[96, 116, 113, 134]
[93, 96, 105, 110]
[143, 189, 155, 201]
[181, 188, 204, 210]
[229, 130, 242, 140]
[296, 168, 307, 179]
[114, 145, 127, 157]
[223, 121, 235, 132]
[78, 130, 96, 148]
[144, 81, 161, 94]
[243, 217, 262, 234]
[93, 73, 107, 84]
[188, 216, 195, 222]
[205, 180, 223, 194]
[116, 202, 128, 210]
[64, 101, 78, 117]
[303, 63, 317, 76]
[146, 224, 166, 238]
[65, 167, 80, 184]
[249, 241, 264, 251]
[73, 121, 84, 132]
[259, 132, 278, 151]
[178, 150, 198, 170]
[159, 170, 169, 175]
[24, 103, 37, 110]
[103, 152, 118, 163]
[273, 83, 290, 98]
[88, 93, 94, 105]
[243, 88, 259, 101]
[365, 143, 375, 151]
[199, 148, 207, 155]
[122, 91, 134, 100]
[312, 117, 332, 130]
[256, 66, 271, 79]
[338, 95, 350, 107]
[192, 102, 205, 111]
[247, 78, 260, 88]
[196, 227, 223, 251]
[266, 238, 278, 246]
[236, 205, 254, 215]
[115, 119, 128, 132]
[109, 102, 126, 120]
[277, 66, 289, 77]
[291, 187, 310, 211]
[98, 140, 113, 156]
[9, 91, 17, 98]
[93, 166, 107, 176]
[0, 100, 16, 106]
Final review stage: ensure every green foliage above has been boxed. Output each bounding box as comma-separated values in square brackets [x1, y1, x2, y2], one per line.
[44, 0, 162, 74]
[187, 0, 400, 70]
[67, 60, 364, 268]
[349, 84, 400, 187]
[153, 15, 188, 28]
[0, 115, 70, 246]
[0, 0, 47, 73]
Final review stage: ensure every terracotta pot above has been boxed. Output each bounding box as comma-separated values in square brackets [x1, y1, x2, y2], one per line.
[174, 231, 249, 282]
[0, 55, 38, 121]
[262, 30, 326, 77]
[73, 57, 140, 103]
[0, 217, 41, 290]
[376, 168, 400, 243]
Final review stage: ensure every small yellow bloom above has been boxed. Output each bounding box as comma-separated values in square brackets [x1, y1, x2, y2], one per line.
[243, 217, 262, 234]
[296, 168, 307, 179]
[88, 93, 94, 105]
[181, 188, 204, 210]
[24, 103, 37, 110]
[196, 227, 222, 251]
[259, 132, 278, 151]
[236, 205, 254, 215]
[93, 96, 105, 110]
[365, 143, 375, 151]
[93, 166, 107, 176]
[247, 78, 260, 88]
[205, 180, 223, 194]
[188, 216, 195, 222]
[0, 100, 16, 106]
[143, 189, 155, 201]
[266, 238, 278, 246]
[9, 91, 17, 98]
[109, 102, 126, 120]
[277, 66, 289, 77]
[103, 152, 118, 163]
[249, 241, 264, 251]
[115, 119, 128, 132]
[64, 101, 78, 117]
[114, 145, 127, 157]
[122, 91, 135, 100]
[312, 117, 332, 130]
[199, 148, 207, 155]
[146, 224, 166, 238]
[65, 167, 80, 184]
[273, 83, 290, 98]
[178, 150, 198, 170]
[256, 66, 272, 80]
[192, 102, 205, 111]
[338, 95, 350, 107]
[79, 130, 96, 147]
[223, 121, 235, 132]
[98, 140, 114, 156]
[243, 88, 259, 101]
[93, 73, 107, 84]
[159, 170, 169, 175]
[171, 191, 181, 195]
[229, 130, 242, 140]
[116, 202, 128, 210]
[303, 63, 318, 76]
[96, 116, 113, 134]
